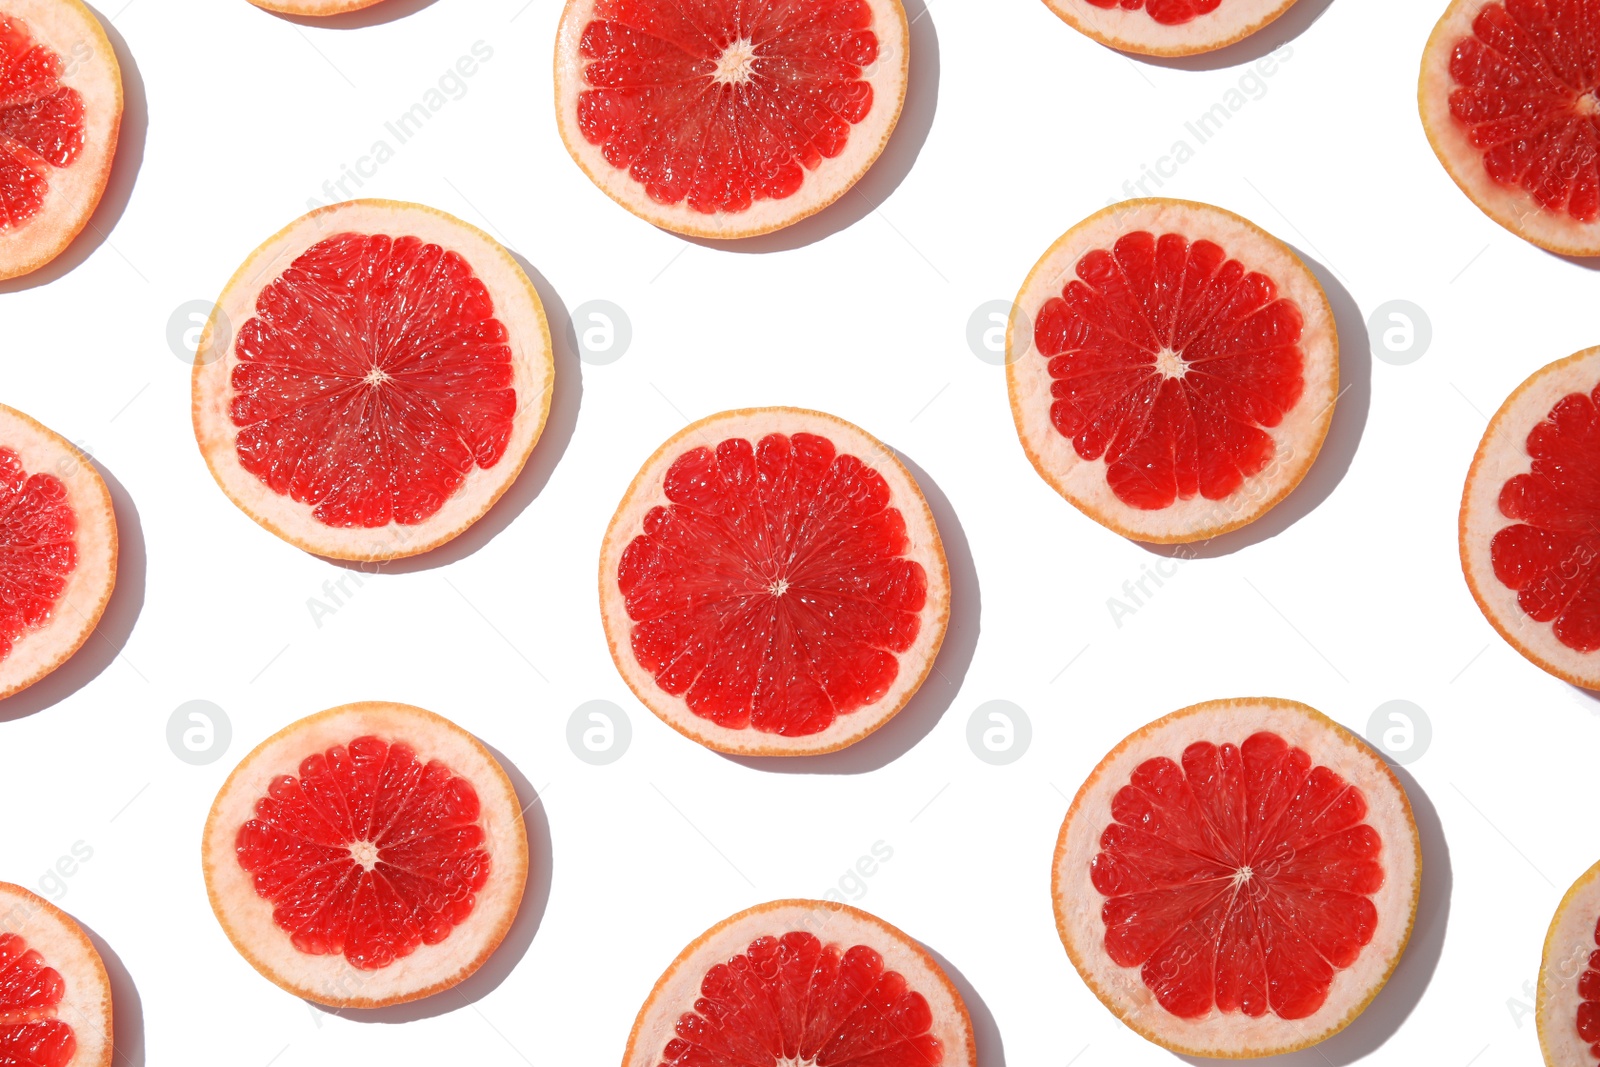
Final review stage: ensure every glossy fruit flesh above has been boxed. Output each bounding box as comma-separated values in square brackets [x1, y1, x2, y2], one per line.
[1447, 1, 1600, 223]
[1091, 731, 1384, 1021]
[576, 0, 879, 215]
[0, 449, 76, 666]
[230, 232, 516, 529]
[0, 17, 84, 231]
[234, 736, 490, 971]
[0, 933, 74, 1067]
[617, 432, 926, 738]
[1577, 914, 1600, 1057]
[1491, 380, 1600, 652]
[658, 930, 942, 1066]
[1033, 230, 1306, 511]
[1083, 0, 1223, 24]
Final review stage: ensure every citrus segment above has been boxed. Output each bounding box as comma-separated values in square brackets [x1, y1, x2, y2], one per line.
[1042, 0, 1302, 56]
[1539, 860, 1600, 1065]
[203, 702, 528, 1007]
[1008, 199, 1337, 543]
[192, 200, 554, 562]
[1461, 347, 1600, 687]
[600, 408, 949, 756]
[0, 883, 112, 1067]
[1054, 698, 1420, 1058]
[1421, 0, 1600, 255]
[622, 900, 975, 1067]
[554, 0, 909, 238]
[0, 404, 116, 703]
[0, 0, 119, 281]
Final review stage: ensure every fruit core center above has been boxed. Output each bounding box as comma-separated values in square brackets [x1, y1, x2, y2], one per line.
[349, 841, 380, 870]
[774, 1059, 818, 1067]
[768, 577, 790, 597]
[1231, 865, 1254, 889]
[1154, 347, 1188, 379]
[712, 39, 758, 85]
[362, 366, 391, 387]
[1578, 91, 1600, 117]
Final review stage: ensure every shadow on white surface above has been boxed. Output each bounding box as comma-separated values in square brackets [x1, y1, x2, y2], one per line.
[1136, 246, 1370, 560]
[320, 255, 582, 575]
[681, 0, 940, 255]
[1174, 764, 1449, 1065]
[80, 919, 144, 1067]
[922, 944, 1006, 1066]
[1135, 0, 1338, 73]
[1, 460, 146, 722]
[0, 8, 146, 295]
[330, 740, 552, 1023]
[270, 0, 442, 29]
[722, 448, 979, 775]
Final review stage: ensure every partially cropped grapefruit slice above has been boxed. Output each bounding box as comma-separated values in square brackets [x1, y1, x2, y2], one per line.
[0, 403, 116, 703]
[0, 0, 122, 281]
[1008, 199, 1338, 544]
[202, 701, 528, 1008]
[191, 200, 555, 562]
[623, 900, 975, 1067]
[553, 0, 910, 238]
[1421, 0, 1600, 257]
[1538, 859, 1600, 1065]
[599, 408, 949, 756]
[1460, 347, 1600, 688]
[1054, 697, 1420, 1058]
[246, 0, 386, 13]
[0, 882, 112, 1067]
[1041, 0, 1301, 56]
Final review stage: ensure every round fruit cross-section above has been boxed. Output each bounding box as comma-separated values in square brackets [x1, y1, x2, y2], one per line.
[191, 200, 554, 562]
[0, 403, 116, 703]
[599, 408, 949, 756]
[1421, 0, 1600, 257]
[1053, 697, 1420, 1058]
[1538, 859, 1600, 1065]
[0, 0, 122, 281]
[554, 0, 910, 239]
[623, 899, 975, 1067]
[246, 0, 387, 13]
[0, 882, 112, 1067]
[1041, 0, 1301, 56]
[202, 701, 528, 1008]
[1460, 347, 1600, 688]
[1008, 199, 1338, 543]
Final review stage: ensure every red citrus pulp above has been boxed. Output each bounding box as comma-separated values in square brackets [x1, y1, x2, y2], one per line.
[0, 883, 111, 1067]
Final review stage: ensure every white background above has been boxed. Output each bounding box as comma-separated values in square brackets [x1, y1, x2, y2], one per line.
[4, 0, 1598, 1064]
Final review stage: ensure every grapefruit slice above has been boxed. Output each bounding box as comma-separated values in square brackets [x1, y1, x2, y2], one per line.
[1538, 859, 1600, 1066]
[1460, 347, 1600, 688]
[599, 407, 949, 756]
[623, 899, 975, 1067]
[1007, 198, 1338, 544]
[1053, 697, 1421, 1058]
[1420, 0, 1600, 257]
[0, 403, 116, 703]
[0, 882, 112, 1067]
[0, 0, 122, 281]
[191, 200, 555, 562]
[1041, 0, 1302, 57]
[247, 0, 386, 13]
[553, 0, 910, 238]
[202, 701, 528, 1008]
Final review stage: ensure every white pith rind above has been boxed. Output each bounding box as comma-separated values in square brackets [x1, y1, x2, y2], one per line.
[1539, 859, 1600, 1066]
[1053, 698, 1421, 1059]
[1041, 0, 1301, 57]
[1420, 0, 1600, 257]
[1007, 199, 1338, 544]
[553, 0, 910, 239]
[1460, 348, 1600, 688]
[622, 900, 976, 1067]
[202, 702, 529, 1008]
[247, 0, 386, 13]
[191, 199, 554, 562]
[0, 404, 117, 702]
[0, 0, 122, 281]
[598, 407, 950, 757]
[0, 882, 113, 1067]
